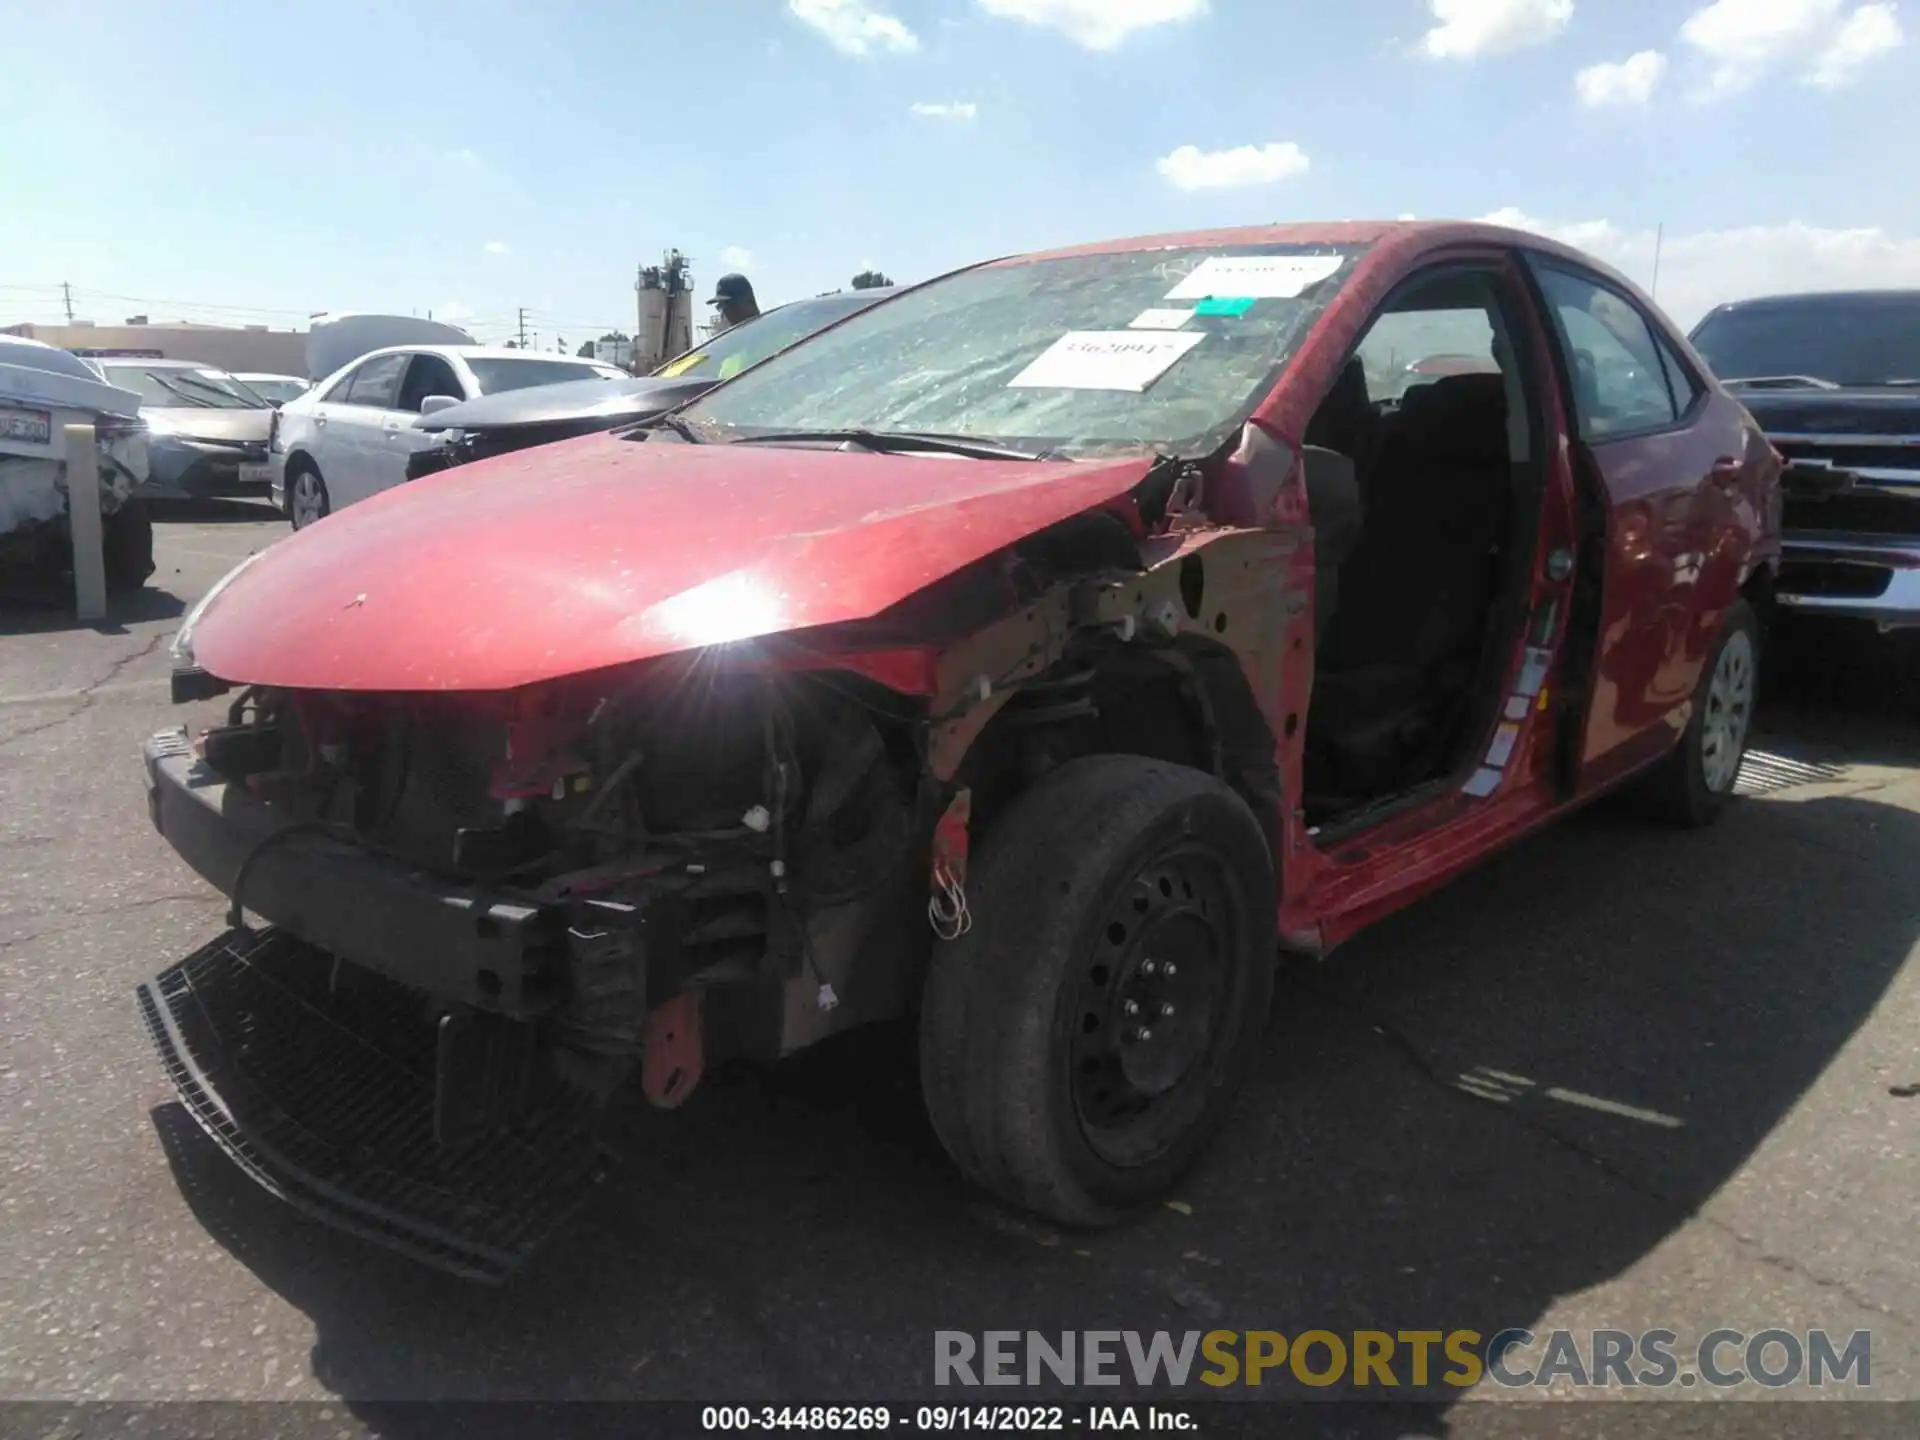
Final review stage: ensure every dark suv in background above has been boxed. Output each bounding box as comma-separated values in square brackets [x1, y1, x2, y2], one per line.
[1691, 291, 1920, 634]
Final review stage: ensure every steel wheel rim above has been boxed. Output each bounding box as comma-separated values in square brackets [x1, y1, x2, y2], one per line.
[1068, 844, 1240, 1169]
[1700, 628, 1755, 794]
[291, 472, 323, 528]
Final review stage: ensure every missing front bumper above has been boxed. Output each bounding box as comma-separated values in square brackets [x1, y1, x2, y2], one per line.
[137, 928, 611, 1283]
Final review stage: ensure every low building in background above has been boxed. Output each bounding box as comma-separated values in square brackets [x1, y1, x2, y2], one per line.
[2, 321, 308, 379]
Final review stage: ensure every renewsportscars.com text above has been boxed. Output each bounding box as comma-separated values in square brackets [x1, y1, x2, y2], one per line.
[934, 1328, 1871, 1391]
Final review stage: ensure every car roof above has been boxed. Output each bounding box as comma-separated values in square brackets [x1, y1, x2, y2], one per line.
[1699, 289, 1920, 313]
[94, 356, 233, 370]
[349, 344, 619, 363]
[329, 344, 602, 367]
[1007, 219, 1658, 317]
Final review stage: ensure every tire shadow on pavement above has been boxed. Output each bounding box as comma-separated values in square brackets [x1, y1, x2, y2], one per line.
[146, 787, 1917, 1432]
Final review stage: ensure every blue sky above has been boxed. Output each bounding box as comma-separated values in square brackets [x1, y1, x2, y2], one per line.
[1, 0, 1912, 343]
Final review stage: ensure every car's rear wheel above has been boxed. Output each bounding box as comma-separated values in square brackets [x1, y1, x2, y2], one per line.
[919, 755, 1276, 1227]
[287, 463, 329, 531]
[1634, 597, 1759, 827]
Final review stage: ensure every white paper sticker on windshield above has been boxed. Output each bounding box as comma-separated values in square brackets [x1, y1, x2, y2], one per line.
[1128, 308, 1194, 331]
[1165, 254, 1343, 301]
[1008, 330, 1204, 393]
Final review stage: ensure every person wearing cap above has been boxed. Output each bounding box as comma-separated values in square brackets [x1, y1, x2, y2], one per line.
[708, 273, 761, 333]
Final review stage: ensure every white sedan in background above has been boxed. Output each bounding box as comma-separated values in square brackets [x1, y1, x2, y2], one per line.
[232, 372, 311, 407]
[270, 345, 627, 528]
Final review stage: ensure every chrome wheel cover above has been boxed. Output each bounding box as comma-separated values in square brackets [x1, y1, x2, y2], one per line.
[1700, 628, 1756, 794]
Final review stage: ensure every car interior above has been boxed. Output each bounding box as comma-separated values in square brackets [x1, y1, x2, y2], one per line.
[1298, 267, 1544, 829]
[397, 353, 465, 412]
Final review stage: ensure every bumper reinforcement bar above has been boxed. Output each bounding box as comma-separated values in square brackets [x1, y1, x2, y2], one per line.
[137, 927, 610, 1283]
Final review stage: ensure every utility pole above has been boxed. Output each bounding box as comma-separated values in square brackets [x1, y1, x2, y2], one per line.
[1651, 223, 1664, 302]
[517, 307, 529, 348]
[62, 282, 74, 323]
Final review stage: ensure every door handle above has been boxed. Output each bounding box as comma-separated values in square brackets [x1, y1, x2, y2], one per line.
[1709, 457, 1743, 485]
[313, 414, 327, 427]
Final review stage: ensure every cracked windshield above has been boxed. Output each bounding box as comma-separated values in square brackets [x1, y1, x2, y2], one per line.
[1, 0, 1915, 1435]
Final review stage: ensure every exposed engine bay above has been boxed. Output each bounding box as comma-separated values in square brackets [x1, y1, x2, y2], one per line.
[183, 662, 930, 1100]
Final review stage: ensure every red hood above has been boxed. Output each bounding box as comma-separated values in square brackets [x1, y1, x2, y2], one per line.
[192, 432, 1156, 692]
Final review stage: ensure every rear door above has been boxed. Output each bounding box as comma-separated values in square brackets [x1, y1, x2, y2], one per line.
[330, 351, 411, 509]
[1526, 260, 1755, 789]
[297, 363, 363, 489]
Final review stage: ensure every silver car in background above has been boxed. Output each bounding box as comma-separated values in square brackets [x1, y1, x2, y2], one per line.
[94, 358, 276, 500]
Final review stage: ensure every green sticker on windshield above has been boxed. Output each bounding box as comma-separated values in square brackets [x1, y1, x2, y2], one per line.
[1194, 296, 1256, 317]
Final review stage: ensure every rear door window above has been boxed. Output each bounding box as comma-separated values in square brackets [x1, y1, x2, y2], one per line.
[1531, 264, 1678, 441]
[318, 366, 360, 403]
[343, 352, 408, 409]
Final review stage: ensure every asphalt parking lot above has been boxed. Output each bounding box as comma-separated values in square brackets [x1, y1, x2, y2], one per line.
[1, 502, 1916, 1435]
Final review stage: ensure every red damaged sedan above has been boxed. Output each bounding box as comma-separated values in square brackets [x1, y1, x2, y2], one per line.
[140, 221, 1780, 1280]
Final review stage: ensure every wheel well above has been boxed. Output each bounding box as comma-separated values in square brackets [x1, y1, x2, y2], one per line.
[285, 450, 319, 478]
[1741, 561, 1778, 637]
[956, 639, 1282, 863]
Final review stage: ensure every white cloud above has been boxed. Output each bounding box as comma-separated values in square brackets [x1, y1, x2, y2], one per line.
[1156, 141, 1310, 190]
[1422, 0, 1574, 58]
[1576, 49, 1670, 104]
[1680, 0, 1902, 93]
[788, 0, 918, 55]
[910, 100, 980, 119]
[1478, 206, 1920, 326]
[483, 240, 511, 256]
[718, 246, 755, 271]
[975, 0, 1207, 50]
[449, 148, 482, 170]
[1809, 2, 1903, 85]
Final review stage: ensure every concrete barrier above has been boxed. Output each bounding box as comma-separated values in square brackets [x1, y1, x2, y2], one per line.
[64, 423, 107, 622]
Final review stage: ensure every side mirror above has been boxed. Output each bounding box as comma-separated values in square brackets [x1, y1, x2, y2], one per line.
[419, 394, 462, 416]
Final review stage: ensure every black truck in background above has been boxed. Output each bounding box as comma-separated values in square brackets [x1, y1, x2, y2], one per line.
[1690, 291, 1920, 634]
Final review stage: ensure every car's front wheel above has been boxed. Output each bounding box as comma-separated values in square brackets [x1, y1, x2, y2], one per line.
[287, 463, 330, 531]
[1636, 597, 1760, 827]
[919, 755, 1276, 1227]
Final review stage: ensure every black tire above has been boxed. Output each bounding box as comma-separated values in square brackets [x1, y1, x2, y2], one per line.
[919, 755, 1277, 1227]
[1632, 597, 1760, 828]
[286, 462, 329, 531]
[102, 499, 155, 594]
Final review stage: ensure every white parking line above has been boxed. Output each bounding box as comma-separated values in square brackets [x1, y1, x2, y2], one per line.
[166, 545, 272, 562]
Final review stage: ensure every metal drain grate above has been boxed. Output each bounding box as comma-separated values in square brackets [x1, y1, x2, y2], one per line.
[1737, 748, 1850, 797]
[137, 928, 610, 1283]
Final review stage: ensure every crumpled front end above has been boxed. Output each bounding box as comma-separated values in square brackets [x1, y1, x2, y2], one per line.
[138, 422, 1316, 1278]
[137, 658, 932, 1277]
